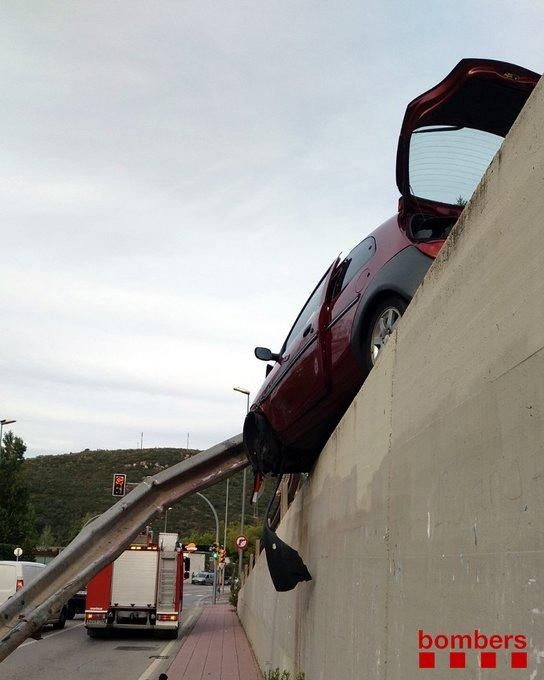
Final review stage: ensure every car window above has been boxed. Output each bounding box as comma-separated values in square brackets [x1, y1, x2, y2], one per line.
[334, 237, 376, 296]
[409, 125, 503, 205]
[283, 271, 329, 352]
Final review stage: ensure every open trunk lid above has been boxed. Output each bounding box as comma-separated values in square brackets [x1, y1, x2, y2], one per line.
[396, 59, 539, 209]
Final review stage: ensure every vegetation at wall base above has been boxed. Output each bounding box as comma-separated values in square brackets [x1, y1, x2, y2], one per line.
[264, 669, 305, 680]
[229, 578, 241, 607]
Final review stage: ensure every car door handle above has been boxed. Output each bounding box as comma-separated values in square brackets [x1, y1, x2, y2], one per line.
[303, 324, 313, 337]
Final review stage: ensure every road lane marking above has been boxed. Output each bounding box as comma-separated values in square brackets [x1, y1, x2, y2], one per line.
[137, 606, 204, 680]
[136, 638, 178, 680]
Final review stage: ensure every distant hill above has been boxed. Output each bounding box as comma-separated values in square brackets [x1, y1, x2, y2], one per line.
[23, 447, 267, 545]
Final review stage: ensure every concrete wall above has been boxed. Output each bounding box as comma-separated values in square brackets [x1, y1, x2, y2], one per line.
[238, 76, 544, 680]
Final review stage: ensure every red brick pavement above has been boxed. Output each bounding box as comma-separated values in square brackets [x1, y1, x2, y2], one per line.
[166, 604, 262, 679]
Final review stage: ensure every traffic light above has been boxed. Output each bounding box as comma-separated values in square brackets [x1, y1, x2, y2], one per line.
[210, 543, 219, 559]
[112, 473, 127, 497]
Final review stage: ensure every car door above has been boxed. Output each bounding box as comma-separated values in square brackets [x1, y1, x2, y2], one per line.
[328, 236, 377, 388]
[266, 258, 340, 434]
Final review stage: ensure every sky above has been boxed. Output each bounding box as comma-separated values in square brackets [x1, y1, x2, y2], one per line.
[0, 1, 542, 457]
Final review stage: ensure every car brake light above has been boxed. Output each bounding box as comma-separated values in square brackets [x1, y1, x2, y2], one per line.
[157, 613, 178, 621]
[415, 241, 445, 258]
[16, 579, 24, 590]
[85, 611, 107, 620]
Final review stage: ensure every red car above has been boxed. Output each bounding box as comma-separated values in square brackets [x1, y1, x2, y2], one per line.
[244, 58, 539, 476]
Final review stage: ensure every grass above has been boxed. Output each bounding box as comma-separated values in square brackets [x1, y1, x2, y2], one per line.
[264, 669, 305, 680]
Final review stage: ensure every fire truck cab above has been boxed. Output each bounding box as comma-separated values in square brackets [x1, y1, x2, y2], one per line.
[85, 531, 183, 639]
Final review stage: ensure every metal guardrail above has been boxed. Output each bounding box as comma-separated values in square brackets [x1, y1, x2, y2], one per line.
[0, 433, 247, 663]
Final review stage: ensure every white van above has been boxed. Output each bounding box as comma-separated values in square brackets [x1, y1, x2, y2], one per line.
[0, 560, 67, 628]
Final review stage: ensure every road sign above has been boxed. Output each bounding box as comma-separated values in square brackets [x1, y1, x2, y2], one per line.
[235, 535, 248, 550]
[13, 547, 22, 558]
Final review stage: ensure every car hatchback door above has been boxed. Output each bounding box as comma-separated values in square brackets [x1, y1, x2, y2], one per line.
[396, 59, 539, 220]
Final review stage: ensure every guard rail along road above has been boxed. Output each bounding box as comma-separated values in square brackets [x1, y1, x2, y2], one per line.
[237, 76, 544, 678]
[0, 434, 247, 663]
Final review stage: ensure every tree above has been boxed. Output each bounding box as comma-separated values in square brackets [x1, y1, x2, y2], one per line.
[38, 525, 57, 547]
[0, 431, 37, 558]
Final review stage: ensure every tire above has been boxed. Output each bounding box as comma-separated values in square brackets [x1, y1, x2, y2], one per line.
[53, 607, 67, 629]
[65, 606, 75, 620]
[86, 628, 107, 638]
[362, 296, 407, 372]
[243, 412, 282, 475]
[155, 628, 178, 640]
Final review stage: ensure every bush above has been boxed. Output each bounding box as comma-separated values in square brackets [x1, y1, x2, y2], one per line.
[264, 670, 305, 680]
[229, 578, 241, 607]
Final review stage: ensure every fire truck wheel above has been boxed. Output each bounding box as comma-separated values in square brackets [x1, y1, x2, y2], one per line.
[87, 628, 108, 638]
[155, 629, 178, 639]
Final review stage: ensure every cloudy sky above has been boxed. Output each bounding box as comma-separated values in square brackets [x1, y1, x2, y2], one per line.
[0, 2, 542, 457]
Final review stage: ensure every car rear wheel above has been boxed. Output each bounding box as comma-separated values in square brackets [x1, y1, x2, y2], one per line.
[363, 296, 407, 371]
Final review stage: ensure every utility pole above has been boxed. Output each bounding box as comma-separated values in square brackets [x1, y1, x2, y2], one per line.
[164, 507, 173, 533]
[233, 387, 250, 579]
[196, 492, 219, 605]
[223, 478, 229, 549]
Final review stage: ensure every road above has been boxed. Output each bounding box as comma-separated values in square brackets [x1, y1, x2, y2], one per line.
[0, 584, 216, 680]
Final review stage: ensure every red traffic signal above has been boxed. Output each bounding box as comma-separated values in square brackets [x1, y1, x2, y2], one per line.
[112, 473, 127, 497]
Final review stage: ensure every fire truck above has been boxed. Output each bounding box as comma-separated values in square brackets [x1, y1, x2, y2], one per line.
[85, 531, 183, 638]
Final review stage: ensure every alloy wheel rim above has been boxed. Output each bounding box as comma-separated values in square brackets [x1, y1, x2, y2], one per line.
[370, 306, 402, 364]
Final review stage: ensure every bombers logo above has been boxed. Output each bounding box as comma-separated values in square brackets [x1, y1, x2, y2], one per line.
[418, 629, 528, 670]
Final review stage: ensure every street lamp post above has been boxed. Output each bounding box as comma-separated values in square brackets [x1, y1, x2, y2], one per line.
[0, 419, 16, 458]
[164, 506, 173, 533]
[196, 492, 219, 605]
[233, 387, 250, 579]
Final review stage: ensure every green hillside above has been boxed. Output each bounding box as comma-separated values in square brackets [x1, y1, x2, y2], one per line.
[23, 447, 267, 546]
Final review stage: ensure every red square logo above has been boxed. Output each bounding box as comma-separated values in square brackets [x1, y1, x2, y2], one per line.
[480, 652, 496, 669]
[419, 652, 435, 669]
[511, 652, 527, 669]
[450, 652, 465, 668]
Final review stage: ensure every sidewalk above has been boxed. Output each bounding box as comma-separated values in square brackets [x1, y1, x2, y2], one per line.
[165, 600, 262, 679]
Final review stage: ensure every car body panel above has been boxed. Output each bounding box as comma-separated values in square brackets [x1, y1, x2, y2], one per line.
[0, 561, 67, 626]
[191, 571, 214, 585]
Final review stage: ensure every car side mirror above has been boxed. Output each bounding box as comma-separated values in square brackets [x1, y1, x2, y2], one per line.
[255, 347, 280, 362]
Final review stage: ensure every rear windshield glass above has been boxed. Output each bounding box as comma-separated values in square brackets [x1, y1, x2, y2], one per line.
[409, 126, 503, 206]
